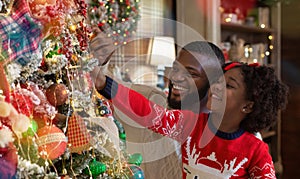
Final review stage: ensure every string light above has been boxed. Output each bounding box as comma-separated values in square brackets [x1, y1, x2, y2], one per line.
[260, 24, 266, 28]
[69, 24, 77, 31]
[268, 35, 273, 40]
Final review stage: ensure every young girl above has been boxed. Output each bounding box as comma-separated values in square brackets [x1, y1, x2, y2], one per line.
[90, 62, 288, 178]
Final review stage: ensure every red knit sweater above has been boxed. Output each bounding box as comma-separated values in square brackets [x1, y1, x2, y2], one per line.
[101, 78, 276, 179]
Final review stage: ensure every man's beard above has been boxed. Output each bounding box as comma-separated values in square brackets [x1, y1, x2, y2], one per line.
[167, 84, 206, 111]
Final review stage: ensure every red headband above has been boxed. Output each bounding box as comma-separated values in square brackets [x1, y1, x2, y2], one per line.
[224, 62, 260, 71]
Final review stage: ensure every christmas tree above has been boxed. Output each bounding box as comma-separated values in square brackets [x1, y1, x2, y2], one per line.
[0, 0, 143, 178]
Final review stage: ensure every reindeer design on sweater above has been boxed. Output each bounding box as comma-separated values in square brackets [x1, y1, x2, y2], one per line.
[183, 137, 248, 179]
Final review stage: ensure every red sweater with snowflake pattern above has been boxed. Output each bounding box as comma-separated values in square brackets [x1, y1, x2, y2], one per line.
[100, 77, 276, 179]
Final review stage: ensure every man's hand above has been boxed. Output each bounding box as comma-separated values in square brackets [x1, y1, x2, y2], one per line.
[90, 66, 106, 90]
[89, 27, 116, 66]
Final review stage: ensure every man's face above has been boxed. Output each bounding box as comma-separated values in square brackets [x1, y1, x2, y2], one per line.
[167, 50, 210, 110]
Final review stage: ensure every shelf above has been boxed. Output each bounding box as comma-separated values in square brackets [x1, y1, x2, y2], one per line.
[221, 22, 274, 34]
[261, 130, 276, 139]
[219, 1, 282, 176]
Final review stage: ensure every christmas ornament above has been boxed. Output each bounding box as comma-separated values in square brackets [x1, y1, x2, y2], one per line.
[67, 113, 92, 153]
[129, 165, 144, 179]
[36, 125, 67, 160]
[95, 98, 112, 117]
[11, 91, 34, 117]
[45, 83, 68, 107]
[98, 105, 110, 116]
[119, 132, 126, 141]
[83, 158, 106, 177]
[29, 82, 57, 119]
[22, 119, 38, 137]
[0, 0, 42, 62]
[128, 153, 143, 166]
[11, 113, 31, 137]
[0, 127, 13, 148]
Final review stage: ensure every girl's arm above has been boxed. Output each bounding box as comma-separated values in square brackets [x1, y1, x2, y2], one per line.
[248, 142, 276, 178]
[98, 76, 198, 143]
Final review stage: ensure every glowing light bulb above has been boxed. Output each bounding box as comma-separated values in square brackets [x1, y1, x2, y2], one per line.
[225, 18, 231, 22]
[268, 35, 273, 40]
[69, 25, 77, 31]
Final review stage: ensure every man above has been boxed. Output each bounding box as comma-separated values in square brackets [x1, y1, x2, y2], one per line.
[90, 33, 225, 178]
[167, 41, 225, 113]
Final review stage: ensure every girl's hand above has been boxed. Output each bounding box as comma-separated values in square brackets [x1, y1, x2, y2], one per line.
[89, 27, 115, 66]
[90, 66, 106, 90]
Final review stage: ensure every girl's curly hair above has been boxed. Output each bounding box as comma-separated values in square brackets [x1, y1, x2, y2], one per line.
[223, 62, 289, 133]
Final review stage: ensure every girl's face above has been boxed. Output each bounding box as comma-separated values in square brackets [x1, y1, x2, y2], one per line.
[207, 67, 249, 114]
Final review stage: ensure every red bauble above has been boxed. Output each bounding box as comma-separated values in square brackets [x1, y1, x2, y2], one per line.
[45, 84, 68, 107]
[36, 125, 67, 160]
[11, 92, 34, 117]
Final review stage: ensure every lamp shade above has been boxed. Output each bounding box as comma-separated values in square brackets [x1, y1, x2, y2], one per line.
[149, 36, 176, 67]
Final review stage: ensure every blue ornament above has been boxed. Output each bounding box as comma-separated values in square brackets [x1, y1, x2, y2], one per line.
[129, 165, 144, 179]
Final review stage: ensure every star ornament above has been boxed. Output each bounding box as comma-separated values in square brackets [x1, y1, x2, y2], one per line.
[0, 0, 42, 64]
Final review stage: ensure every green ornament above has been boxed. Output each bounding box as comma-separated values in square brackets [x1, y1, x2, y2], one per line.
[45, 44, 60, 58]
[83, 159, 106, 177]
[128, 153, 143, 166]
[119, 132, 126, 140]
[22, 120, 38, 137]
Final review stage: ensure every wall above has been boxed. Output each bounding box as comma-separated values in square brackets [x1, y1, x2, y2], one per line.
[281, 1, 300, 178]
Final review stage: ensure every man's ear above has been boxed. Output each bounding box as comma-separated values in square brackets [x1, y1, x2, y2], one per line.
[241, 101, 254, 113]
